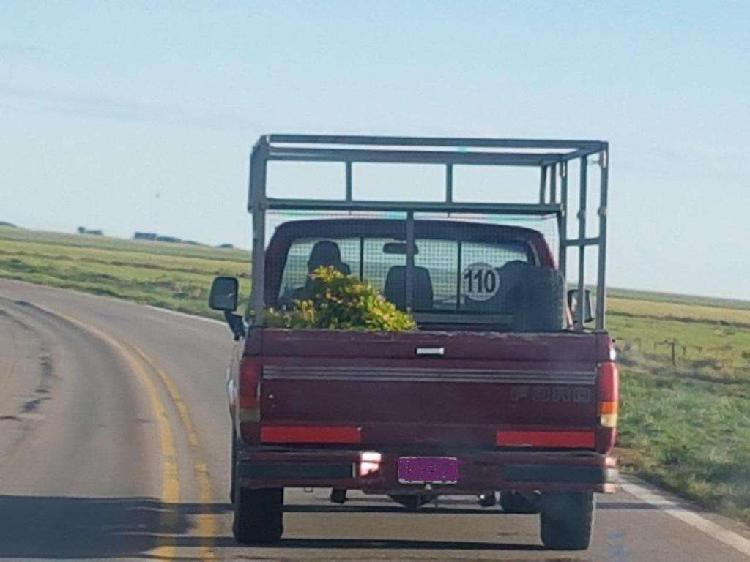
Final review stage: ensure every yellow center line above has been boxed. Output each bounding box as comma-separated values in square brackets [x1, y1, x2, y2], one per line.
[132, 345, 218, 561]
[41, 308, 180, 560]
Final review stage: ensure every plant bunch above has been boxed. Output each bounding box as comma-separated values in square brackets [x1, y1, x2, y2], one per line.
[265, 266, 416, 331]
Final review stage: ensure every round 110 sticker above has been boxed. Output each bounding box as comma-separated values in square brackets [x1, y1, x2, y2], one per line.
[462, 262, 500, 301]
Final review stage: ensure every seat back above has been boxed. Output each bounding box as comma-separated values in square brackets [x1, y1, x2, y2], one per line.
[384, 266, 434, 311]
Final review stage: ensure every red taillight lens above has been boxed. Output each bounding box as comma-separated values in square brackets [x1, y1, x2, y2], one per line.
[239, 356, 261, 412]
[597, 361, 619, 453]
[598, 361, 619, 425]
[260, 425, 362, 444]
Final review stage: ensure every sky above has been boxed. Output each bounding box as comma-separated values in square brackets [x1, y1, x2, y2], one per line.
[1, 1, 749, 299]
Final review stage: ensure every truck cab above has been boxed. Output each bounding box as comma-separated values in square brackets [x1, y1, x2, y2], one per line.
[210, 134, 617, 550]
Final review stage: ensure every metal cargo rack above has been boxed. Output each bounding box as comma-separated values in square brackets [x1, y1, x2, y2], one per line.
[247, 134, 610, 331]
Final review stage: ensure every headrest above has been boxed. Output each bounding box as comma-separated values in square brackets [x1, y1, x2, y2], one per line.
[308, 240, 343, 271]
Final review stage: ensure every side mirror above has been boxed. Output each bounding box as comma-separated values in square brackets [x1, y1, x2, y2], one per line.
[567, 288, 594, 325]
[209, 276, 239, 311]
[209, 276, 246, 340]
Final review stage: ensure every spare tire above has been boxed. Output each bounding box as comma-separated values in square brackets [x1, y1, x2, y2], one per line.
[500, 491, 541, 514]
[389, 494, 432, 511]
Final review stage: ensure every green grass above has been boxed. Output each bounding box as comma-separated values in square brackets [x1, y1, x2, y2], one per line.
[1, 225, 749, 523]
[609, 286, 750, 312]
[608, 307, 750, 524]
[606, 303, 750, 524]
[609, 314, 750, 376]
[0, 226, 251, 317]
[618, 368, 750, 523]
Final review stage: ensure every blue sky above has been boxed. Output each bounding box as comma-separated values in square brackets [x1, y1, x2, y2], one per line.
[1, 1, 749, 299]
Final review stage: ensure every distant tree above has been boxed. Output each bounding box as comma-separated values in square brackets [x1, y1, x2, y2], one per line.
[134, 232, 158, 241]
[77, 226, 86, 234]
[156, 235, 181, 243]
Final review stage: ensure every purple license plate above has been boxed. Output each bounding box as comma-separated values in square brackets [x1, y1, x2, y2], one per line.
[397, 457, 459, 484]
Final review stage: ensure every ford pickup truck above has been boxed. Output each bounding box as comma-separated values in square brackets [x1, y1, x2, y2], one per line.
[209, 135, 618, 550]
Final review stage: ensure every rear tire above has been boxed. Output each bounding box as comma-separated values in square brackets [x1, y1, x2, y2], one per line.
[232, 484, 284, 544]
[539, 492, 594, 550]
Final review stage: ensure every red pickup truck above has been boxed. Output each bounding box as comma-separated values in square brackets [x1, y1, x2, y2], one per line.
[209, 135, 617, 550]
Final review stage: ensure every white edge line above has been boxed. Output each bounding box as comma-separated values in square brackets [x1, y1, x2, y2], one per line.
[620, 478, 750, 556]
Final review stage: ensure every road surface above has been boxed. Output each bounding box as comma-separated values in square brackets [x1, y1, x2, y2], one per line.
[1, 279, 748, 561]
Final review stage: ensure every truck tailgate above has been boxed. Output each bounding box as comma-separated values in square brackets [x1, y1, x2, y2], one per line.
[256, 329, 606, 449]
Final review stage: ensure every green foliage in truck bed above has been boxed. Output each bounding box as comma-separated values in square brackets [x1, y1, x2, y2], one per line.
[265, 266, 416, 331]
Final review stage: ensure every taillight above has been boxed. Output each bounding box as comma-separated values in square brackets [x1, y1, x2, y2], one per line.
[239, 356, 262, 421]
[358, 451, 382, 478]
[597, 360, 619, 453]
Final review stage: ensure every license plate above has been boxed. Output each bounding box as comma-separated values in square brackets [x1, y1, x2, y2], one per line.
[397, 457, 459, 484]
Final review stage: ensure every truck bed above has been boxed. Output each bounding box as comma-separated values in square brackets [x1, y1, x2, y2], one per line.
[248, 329, 612, 452]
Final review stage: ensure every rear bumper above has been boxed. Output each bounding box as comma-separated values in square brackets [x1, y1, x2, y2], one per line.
[236, 447, 618, 494]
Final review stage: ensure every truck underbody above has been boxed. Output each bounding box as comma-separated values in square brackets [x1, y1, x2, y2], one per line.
[235, 446, 618, 495]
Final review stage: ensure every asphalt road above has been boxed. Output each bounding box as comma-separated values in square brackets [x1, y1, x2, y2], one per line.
[1, 279, 749, 561]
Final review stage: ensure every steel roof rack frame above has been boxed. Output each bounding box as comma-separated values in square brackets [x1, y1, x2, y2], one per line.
[247, 134, 610, 331]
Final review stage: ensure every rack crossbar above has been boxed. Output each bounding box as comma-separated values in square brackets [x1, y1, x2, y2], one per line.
[564, 236, 602, 248]
[268, 134, 605, 151]
[267, 146, 567, 167]
[260, 198, 562, 215]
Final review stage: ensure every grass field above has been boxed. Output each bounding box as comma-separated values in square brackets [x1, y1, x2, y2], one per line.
[1, 224, 748, 523]
[0, 226, 250, 317]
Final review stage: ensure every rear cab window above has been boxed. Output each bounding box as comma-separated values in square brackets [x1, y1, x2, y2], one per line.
[268, 219, 562, 332]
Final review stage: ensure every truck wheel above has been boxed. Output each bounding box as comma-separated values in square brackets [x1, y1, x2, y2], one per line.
[500, 491, 541, 514]
[232, 486, 284, 544]
[539, 492, 594, 550]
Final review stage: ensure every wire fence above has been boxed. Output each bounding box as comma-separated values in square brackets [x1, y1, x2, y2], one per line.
[617, 336, 749, 376]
